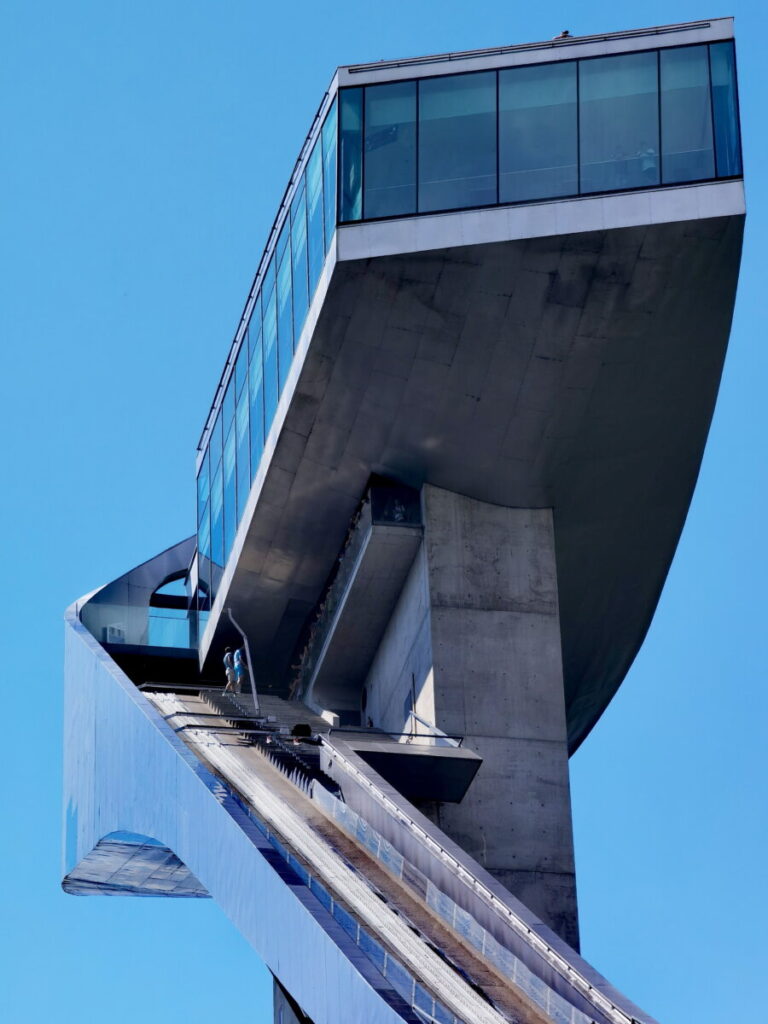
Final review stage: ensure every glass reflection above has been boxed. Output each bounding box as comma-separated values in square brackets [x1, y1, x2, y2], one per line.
[322, 99, 337, 247]
[196, 450, 209, 528]
[210, 460, 224, 569]
[248, 323, 264, 478]
[234, 337, 249, 399]
[291, 184, 309, 338]
[340, 89, 363, 221]
[710, 42, 742, 177]
[579, 51, 660, 193]
[661, 46, 714, 183]
[499, 62, 577, 202]
[419, 71, 497, 212]
[223, 428, 236, 559]
[262, 287, 278, 427]
[209, 408, 222, 475]
[197, 97, 340, 611]
[364, 81, 416, 218]
[235, 390, 249, 520]
[306, 142, 325, 293]
[276, 227, 293, 391]
[222, 374, 235, 433]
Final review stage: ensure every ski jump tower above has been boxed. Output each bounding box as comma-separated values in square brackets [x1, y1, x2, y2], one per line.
[64, 19, 743, 1024]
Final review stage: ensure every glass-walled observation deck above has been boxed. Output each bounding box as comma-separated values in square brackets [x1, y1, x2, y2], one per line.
[339, 41, 741, 221]
[194, 34, 741, 617]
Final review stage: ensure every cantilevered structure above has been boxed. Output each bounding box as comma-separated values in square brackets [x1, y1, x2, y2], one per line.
[64, 19, 744, 1024]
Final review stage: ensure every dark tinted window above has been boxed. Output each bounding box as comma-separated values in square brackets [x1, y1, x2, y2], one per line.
[710, 41, 742, 177]
[340, 88, 363, 221]
[306, 141, 325, 292]
[277, 238, 293, 390]
[291, 184, 309, 337]
[249, 325, 265, 478]
[419, 72, 497, 212]
[364, 81, 416, 218]
[262, 287, 278, 426]
[499, 62, 577, 202]
[235, 388, 249, 520]
[580, 52, 660, 193]
[322, 99, 337, 245]
[661, 46, 714, 184]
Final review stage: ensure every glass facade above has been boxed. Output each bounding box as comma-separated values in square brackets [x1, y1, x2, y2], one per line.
[340, 42, 741, 221]
[364, 81, 416, 218]
[197, 99, 338, 609]
[499, 62, 577, 203]
[196, 41, 741, 612]
[419, 71, 497, 212]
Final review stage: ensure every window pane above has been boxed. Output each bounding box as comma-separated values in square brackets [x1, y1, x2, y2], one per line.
[223, 428, 236, 560]
[499, 62, 577, 202]
[291, 183, 309, 337]
[210, 459, 224, 568]
[322, 99, 337, 243]
[235, 338, 249, 399]
[209, 408, 223, 472]
[196, 450, 209, 528]
[277, 244, 293, 391]
[197, 502, 211, 615]
[262, 254, 276, 306]
[222, 374, 235, 434]
[236, 389, 250, 521]
[579, 52, 660, 194]
[340, 88, 363, 221]
[262, 288, 279, 427]
[249, 325, 265, 478]
[276, 217, 290, 263]
[198, 500, 210, 562]
[710, 42, 742, 177]
[660, 46, 714, 184]
[247, 293, 262, 360]
[364, 81, 416, 218]
[306, 141, 325, 293]
[418, 71, 497, 213]
[199, 502, 211, 559]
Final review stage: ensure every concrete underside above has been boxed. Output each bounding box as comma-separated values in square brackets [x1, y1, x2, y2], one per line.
[208, 212, 743, 752]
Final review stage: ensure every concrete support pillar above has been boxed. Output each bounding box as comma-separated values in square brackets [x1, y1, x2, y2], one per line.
[421, 485, 579, 949]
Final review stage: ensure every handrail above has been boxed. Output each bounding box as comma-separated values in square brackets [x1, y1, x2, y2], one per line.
[405, 710, 461, 748]
[322, 739, 640, 1024]
[330, 724, 464, 747]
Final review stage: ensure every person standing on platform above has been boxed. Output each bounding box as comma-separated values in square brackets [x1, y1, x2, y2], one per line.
[223, 646, 236, 693]
[234, 646, 248, 695]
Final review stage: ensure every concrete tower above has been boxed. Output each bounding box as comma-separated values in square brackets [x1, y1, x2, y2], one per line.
[64, 19, 743, 1024]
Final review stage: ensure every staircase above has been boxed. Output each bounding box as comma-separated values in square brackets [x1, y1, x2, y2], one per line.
[199, 689, 340, 798]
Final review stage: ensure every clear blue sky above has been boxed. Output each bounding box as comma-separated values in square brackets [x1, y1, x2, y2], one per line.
[1, 2, 765, 1021]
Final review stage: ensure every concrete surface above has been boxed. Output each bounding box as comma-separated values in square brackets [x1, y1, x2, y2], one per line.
[202, 204, 744, 757]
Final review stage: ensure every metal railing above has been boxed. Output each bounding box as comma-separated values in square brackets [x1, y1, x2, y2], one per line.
[321, 741, 642, 1024]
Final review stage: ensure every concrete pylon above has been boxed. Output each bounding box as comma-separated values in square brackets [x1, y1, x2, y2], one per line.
[425, 485, 577, 947]
[366, 483, 578, 948]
